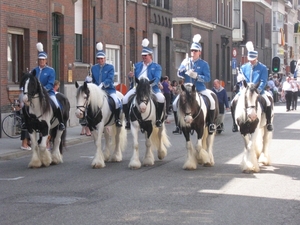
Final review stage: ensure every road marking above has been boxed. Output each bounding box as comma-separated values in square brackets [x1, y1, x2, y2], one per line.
[0, 176, 24, 181]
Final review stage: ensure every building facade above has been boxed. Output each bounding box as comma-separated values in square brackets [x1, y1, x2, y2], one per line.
[0, 0, 172, 136]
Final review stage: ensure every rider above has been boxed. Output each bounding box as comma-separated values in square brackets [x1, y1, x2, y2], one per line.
[91, 42, 122, 127]
[172, 34, 216, 135]
[122, 38, 165, 129]
[231, 41, 273, 132]
[32, 42, 65, 131]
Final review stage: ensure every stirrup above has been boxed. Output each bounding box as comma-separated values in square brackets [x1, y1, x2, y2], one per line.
[208, 124, 216, 134]
[115, 119, 122, 127]
[266, 124, 273, 131]
[156, 120, 162, 127]
[232, 124, 238, 132]
[59, 123, 65, 131]
[172, 126, 181, 134]
[125, 121, 130, 130]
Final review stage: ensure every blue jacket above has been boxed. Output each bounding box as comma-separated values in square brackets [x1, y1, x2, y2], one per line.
[240, 61, 268, 94]
[212, 86, 229, 114]
[178, 58, 211, 92]
[91, 63, 116, 94]
[32, 66, 56, 96]
[129, 61, 162, 93]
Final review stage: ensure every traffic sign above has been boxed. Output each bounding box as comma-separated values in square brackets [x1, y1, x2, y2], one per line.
[232, 48, 237, 57]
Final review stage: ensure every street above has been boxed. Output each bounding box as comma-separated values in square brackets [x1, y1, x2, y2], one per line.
[0, 103, 299, 225]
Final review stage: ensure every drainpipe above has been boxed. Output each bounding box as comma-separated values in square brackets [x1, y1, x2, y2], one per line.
[124, 0, 127, 86]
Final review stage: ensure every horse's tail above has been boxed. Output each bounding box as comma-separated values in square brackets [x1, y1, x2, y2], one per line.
[150, 124, 171, 150]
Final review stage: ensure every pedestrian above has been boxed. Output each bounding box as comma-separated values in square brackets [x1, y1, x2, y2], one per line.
[172, 34, 216, 134]
[291, 77, 299, 110]
[91, 42, 122, 127]
[18, 88, 31, 151]
[282, 76, 293, 111]
[53, 80, 60, 93]
[32, 42, 65, 131]
[212, 79, 229, 131]
[231, 41, 273, 132]
[162, 76, 172, 123]
[122, 38, 165, 129]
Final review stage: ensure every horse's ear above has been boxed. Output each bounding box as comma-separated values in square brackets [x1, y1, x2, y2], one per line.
[242, 80, 247, 88]
[83, 81, 88, 89]
[75, 81, 79, 88]
[135, 77, 139, 84]
[150, 79, 155, 85]
[255, 81, 260, 89]
[181, 84, 186, 92]
[192, 85, 196, 92]
[31, 69, 36, 76]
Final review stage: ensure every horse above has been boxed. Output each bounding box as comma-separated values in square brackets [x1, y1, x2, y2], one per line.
[75, 81, 127, 168]
[233, 80, 273, 173]
[127, 77, 170, 169]
[20, 72, 70, 168]
[177, 83, 219, 170]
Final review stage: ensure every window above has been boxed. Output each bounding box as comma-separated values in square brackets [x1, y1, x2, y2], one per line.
[273, 11, 284, 31]
[232, 0, 241, 29]
[106, 45, 120, 84]
[75, 0, 83, 62]
[7, 27, 24, 83]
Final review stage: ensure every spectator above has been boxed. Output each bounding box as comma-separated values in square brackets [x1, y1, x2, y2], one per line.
[282, 76, 293, 111]
[18, 88, 31, 151]
[162, 76, 172, 122]
[53, 80, 60, 93]
[212, 79, 229, 130]
[291, 77, 299, 110]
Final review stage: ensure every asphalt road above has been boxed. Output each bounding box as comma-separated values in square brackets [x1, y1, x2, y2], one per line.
[0, 103, 299, 225]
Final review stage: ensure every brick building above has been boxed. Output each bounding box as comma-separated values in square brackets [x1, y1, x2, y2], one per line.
[0, 0, 172, 135]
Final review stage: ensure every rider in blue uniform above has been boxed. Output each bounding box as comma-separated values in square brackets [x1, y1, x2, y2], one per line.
[122, 38, 165, 129]
[32, 42, 65, 131]
[91, 42, 122, 127]
[172, 34, 216, 135]
[231, 41, 273, 132]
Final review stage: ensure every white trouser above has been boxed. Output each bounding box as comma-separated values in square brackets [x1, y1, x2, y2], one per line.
[110, 93, 121, 109]
[172, 89, 215, 111]
[50, 95, 59, 108]
[123, 88, 165, 104]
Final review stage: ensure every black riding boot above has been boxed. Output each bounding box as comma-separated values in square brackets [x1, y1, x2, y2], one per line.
[56, 107, 65, 131]
[123, 104, 130, 130]
[172, 111, 181, 134]
[231, 101, 238, 132]
[156, 102, 165, 127]
[266, 106, 273, 131]
[114, 108, 122, 127]
[208, 110, 216, 134]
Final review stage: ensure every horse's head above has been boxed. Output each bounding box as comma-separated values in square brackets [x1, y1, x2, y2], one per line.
[135, 77, 154, 113]
[20, 70, 49, 110]
[243, 81, 260, 122]
[179, 83, 200, 124]
[75, 81, 90, 119]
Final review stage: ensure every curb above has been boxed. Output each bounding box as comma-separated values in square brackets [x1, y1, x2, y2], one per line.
[0, 135, 93, 161]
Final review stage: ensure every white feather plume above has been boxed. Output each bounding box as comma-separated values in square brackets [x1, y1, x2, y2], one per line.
[36, 42, 44, 52]
[246, 41, 254, 51]
[96, 42, 103, 51]
[193, 34, 201, 43]
[142, 38, 149, 47]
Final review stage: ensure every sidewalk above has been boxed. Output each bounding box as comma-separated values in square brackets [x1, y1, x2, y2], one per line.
[0, 125, 93, 160]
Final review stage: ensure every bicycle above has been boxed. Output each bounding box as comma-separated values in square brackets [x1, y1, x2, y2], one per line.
[1, 99, 22, 138]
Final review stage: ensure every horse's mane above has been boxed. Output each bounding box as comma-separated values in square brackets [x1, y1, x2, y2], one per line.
[77, 82, 105, 113]
[20, 72, 50, 114]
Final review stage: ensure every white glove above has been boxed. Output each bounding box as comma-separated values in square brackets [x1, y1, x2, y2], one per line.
[186, 69, 198, 79]
[237, 73, 245, 82]
[178, 58, 189, 72]
[99, 83, 104, 89]
[85, 76, 92, 83]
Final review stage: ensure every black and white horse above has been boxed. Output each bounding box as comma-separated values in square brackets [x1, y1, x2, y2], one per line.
[20, 72, 70, 168]
[127, 77, 170, 169]
[177, 83, 218, 170]
[75, 82, 127, 168]
[233, 80, 273, 173]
